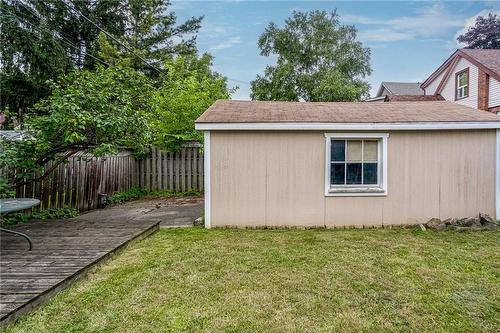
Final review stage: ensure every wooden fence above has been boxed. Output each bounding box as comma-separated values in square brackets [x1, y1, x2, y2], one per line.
[7, 145, 204, 212]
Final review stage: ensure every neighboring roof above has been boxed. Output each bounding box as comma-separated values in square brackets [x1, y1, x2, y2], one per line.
[364, 96, 386, 102]
[196, 100, 500, 126]
[384, 94, 445, 102]
[0, 130, 29, 140]
[421, 49, 500, 89]
[376, 82, 423, 97]
[461, 49, 500, 77]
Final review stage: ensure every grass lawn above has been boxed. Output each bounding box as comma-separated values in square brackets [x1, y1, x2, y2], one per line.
[4, 228, 499, 333]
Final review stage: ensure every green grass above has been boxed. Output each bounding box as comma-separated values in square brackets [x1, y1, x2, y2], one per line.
[4, 228, 499, 333]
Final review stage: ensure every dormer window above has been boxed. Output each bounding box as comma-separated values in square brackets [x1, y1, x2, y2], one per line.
[455, 68, 469, 100]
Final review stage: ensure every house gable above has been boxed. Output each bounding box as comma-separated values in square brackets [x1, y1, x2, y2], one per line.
[439, 57, 478, 109]
[422, 49, 500, 112]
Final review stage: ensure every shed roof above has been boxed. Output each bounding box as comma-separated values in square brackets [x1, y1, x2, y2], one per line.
[196, 100, 500, 124]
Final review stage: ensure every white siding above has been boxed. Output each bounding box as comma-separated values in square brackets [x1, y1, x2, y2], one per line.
[425, 69, 445, 95]
[440, 57, 478, 108]
[489, 77, 500, 108]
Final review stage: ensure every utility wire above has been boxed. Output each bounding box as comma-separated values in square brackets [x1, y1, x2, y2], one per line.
[61, 0, 166, 75]
[227, 78, 250, 85]
[0, 10, 112, 67]
[13, 1, 253, 86]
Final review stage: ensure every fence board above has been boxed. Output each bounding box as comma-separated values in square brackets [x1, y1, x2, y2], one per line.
[3, 145, 203, 213]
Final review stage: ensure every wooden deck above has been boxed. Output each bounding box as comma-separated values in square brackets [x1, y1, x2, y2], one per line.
[0, 216, 159, 326]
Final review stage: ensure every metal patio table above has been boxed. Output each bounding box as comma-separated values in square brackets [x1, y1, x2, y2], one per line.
[0, 198, 40, 251]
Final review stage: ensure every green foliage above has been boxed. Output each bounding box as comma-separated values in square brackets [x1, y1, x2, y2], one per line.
[0, 0, 126, 126]
[251, 10, 371, 102]
[0, 65, 155, 191]
[1, 208, 78, 226]
[152, 54, 235, 151]
[0, 178, 15, 198]
[97, 0, 203, 77]
[1, 0, 202, 127]
[107, 187, 201, 205]
[457, 13, 500, 49]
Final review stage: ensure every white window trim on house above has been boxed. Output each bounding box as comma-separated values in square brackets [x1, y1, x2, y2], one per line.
[324, 133, 388, 197]
[456, 68, 469, 100]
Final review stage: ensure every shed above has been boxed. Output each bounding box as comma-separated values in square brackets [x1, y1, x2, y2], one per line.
[195, 100, 500, 228]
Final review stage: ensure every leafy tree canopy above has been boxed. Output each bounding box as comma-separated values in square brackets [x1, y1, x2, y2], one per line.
[97, 0, 202, 78]
[0, 65, 155, 189]
[0, 0, 202, 127]
[251, 10, 371, 102]
[0, 0, 125, 126]
[153, 54, 235, 151]
[457, 13, 500, 49]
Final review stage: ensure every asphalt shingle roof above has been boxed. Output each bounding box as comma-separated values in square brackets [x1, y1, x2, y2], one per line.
[196, 100, 500, 124]
[380, 82, 423, 96]
[460, 49, 500, 77]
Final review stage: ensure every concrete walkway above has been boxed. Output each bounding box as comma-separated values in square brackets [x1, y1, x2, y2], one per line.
[78, 196, 204, 228]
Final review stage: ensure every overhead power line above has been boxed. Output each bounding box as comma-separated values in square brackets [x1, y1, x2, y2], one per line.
[61, 0, 166, 75]
[11, 2, 251, 86]
[0, 10, 112, 67]
[227, 78, 250, 85]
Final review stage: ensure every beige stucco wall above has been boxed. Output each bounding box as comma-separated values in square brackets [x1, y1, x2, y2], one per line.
[210, 130, 496, 227]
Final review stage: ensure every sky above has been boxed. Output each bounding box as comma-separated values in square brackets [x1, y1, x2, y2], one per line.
[172, 1, 500, 100]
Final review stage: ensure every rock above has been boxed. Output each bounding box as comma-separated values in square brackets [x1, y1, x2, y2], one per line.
[484, 223, 497, 230]
[443, 218, 456, 226]
[434, 223, 448, 231]
[453, 226, 469, 232]
[459, 217, 481, 228]
[426, 218, 442, 229]
[194, 216, 204, 226]
[479, 213, 495, 225]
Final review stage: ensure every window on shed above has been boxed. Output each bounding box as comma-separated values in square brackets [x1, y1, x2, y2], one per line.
[325, 133, 388, 197]
[330, 140, 379, 186]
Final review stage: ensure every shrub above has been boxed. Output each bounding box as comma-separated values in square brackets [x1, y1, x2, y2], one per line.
[1, 208, 78, 226]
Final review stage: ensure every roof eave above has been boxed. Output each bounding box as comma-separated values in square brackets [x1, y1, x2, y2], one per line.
[195, 122, 500, 131]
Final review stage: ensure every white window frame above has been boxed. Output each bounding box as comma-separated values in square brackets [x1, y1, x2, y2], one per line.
[456, 69, 469, 100]
[325, 133, 388, 197]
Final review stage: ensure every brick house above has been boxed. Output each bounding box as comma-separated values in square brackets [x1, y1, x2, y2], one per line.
[421, 49, 500, 113]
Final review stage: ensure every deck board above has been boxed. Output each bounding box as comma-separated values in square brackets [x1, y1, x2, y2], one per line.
[0, 217, 159, 326]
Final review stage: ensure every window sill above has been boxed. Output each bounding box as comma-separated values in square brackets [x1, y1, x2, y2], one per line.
[326, 187, 387, 197]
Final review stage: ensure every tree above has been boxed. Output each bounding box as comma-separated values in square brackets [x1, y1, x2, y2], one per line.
[457, 13, 500, 49]
[0, 0, 125, 126]
[250, 10, 371, 102]
[0, 65, 155, 191]
[153, 54, 235, 151]
[99, 0, 203, 77]
[0, 0, 202, 126]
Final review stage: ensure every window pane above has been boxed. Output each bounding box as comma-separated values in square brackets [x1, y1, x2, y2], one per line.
[331, 140, 345, 162]
[363, 163, 378, 184]
[346, 140, 362, 161]
[464, 85, 468, 96]
[346, 163, 362, 184]
[363, 141, 378, 161]
[331, 163, 345, 185]
[459, 72, 468, 86]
